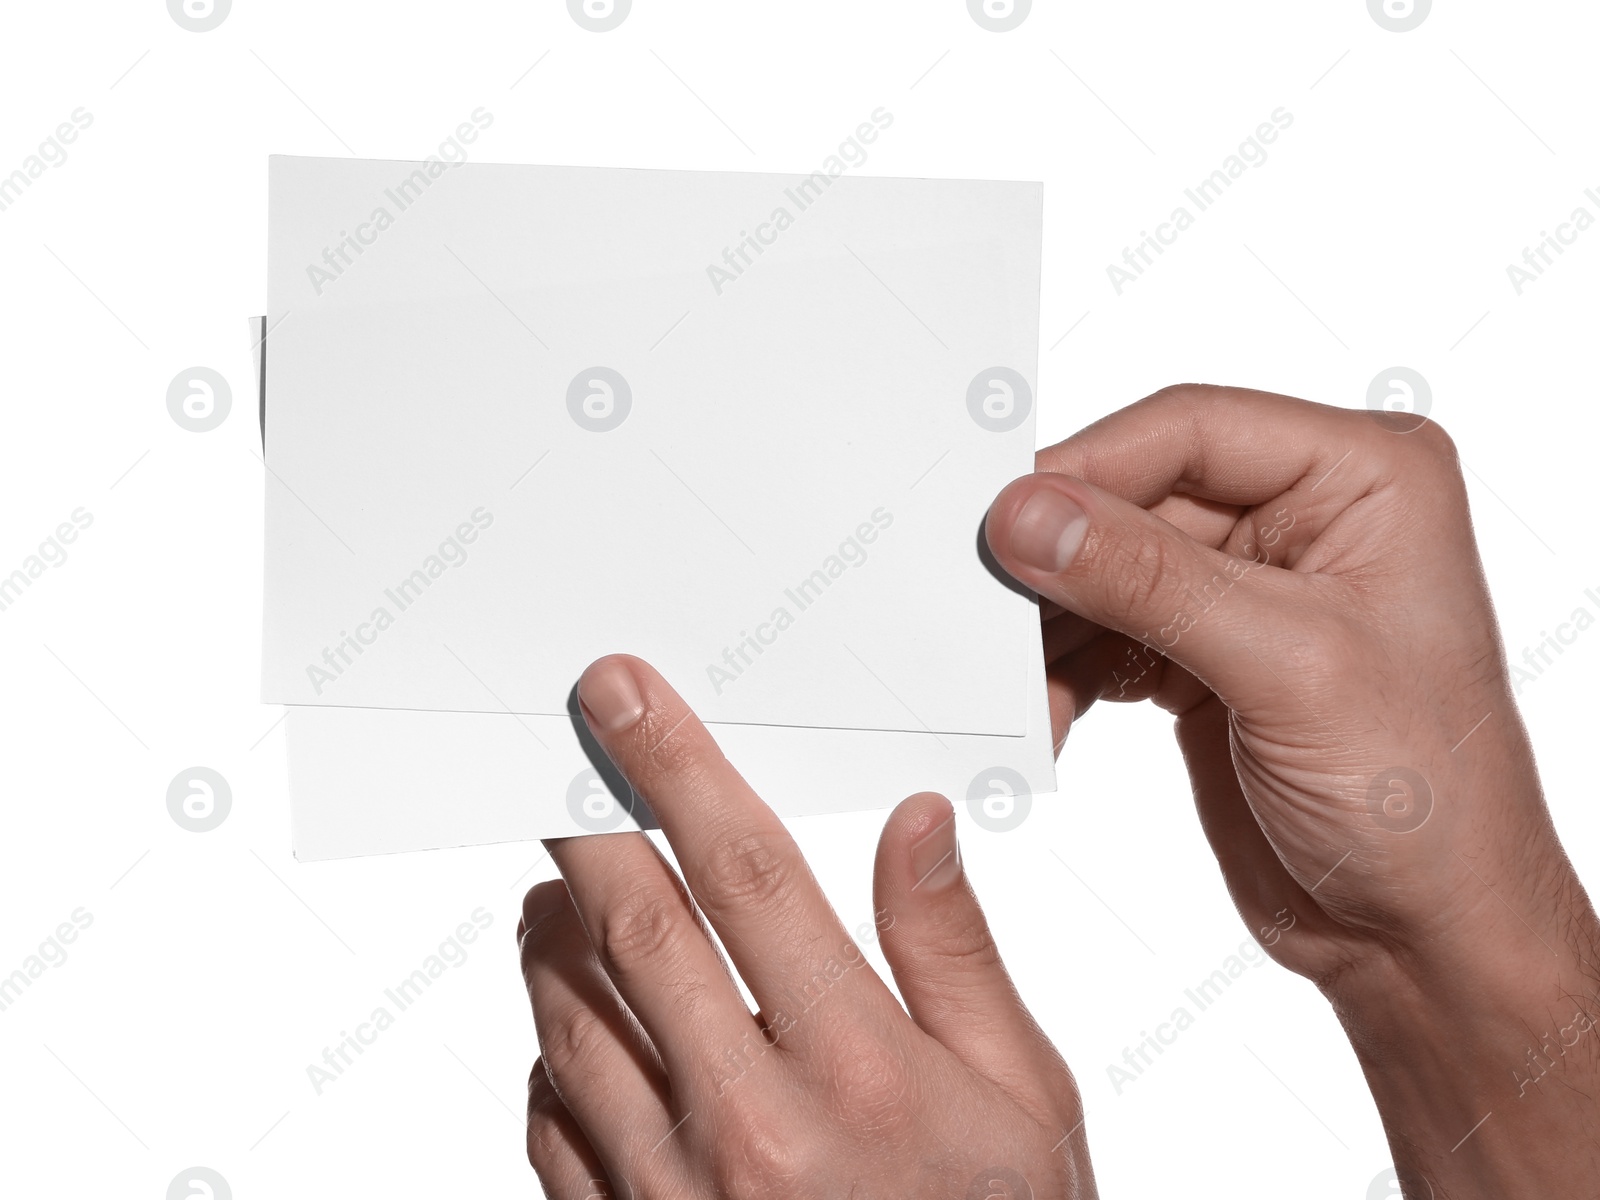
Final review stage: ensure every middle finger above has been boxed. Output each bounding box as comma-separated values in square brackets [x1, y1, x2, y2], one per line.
[541, 831, 764, 1088]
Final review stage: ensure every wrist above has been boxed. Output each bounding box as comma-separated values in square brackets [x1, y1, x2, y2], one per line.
[1324, 861, 1600, 1196]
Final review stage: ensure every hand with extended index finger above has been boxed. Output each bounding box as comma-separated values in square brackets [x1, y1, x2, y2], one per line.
[517, 654, 1096, 1200]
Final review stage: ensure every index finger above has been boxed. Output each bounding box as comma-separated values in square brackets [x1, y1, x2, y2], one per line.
[573, 654, 896, 1042]
[1039, 383, 1405, 510]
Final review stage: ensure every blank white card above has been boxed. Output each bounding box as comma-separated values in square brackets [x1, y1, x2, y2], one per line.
[260, 157, 1053, 856]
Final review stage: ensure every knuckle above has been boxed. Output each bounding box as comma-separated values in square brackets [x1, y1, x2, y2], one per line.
[1152, 381, 1232, 432]
[712, 1109, 809, 1199]
[927, 914, 1004, 974]
[524, 1063, 566, 1168]
[822, 1034, 911, 1132]
[1409, 416, 1459, 464]
[1101, 526, 1184, 620]
[699, 826, 799, 914]
[524, 1116, 558, 1175]
[1149, 380, 1210, 408]
[1262, 620, 1348, 685]
[526, 1108, 564, 1166]
[539, 1004, 614, 1085]
[596, 885, 689, 981]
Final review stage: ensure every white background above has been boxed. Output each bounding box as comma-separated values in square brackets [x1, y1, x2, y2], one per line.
[3, 1, 1597, 1196]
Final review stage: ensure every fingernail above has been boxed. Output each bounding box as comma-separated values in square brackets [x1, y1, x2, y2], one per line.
[910, 817, 962, 893]
[578, 658, 645, 732]
[1010, 487, 1089, 573]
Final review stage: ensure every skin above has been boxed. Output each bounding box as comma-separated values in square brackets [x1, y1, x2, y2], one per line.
[519, 384, 1600, 1198]
[518, 655, 1095, 1199]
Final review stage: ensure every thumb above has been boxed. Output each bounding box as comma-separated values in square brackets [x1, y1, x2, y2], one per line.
[873, 793, 1062, 1088]
[985, 472, 1302, 713]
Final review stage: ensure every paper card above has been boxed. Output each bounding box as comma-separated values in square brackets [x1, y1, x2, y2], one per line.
[261, 156, 1042, 736]
[283, 644, 1056, 860]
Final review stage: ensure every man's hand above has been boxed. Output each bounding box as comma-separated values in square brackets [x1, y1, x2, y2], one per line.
[983, 383, 1600, 1196]
[519, 655, 1096, 1200]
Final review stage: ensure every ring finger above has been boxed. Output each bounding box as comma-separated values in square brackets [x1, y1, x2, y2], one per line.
[541, 826, 769, 1102]
[520, 879, 684, 1172]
